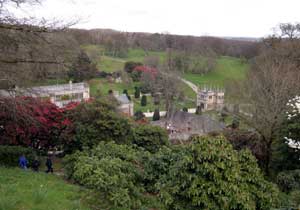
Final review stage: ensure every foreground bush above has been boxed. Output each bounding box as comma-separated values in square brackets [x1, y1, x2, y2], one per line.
[63, 101, 133, 153]
[64, 142, 159, 210]
[145, 135, 279, 210]
[64, 136, 279, 210]
[133, 124, 169, 153]
[0, 145, 35, 167]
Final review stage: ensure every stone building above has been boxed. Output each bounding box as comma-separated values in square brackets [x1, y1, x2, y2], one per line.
[0, 81, 90, 108]
[113, 91, 134, 116]
[197, 87, 224, 111]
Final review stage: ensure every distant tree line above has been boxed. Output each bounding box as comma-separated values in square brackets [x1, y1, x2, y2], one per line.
[67, 28, 259, 59]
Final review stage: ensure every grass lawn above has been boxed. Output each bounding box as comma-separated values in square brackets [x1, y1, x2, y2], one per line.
[89, 78, 196, 112]
[0, 167, 92, 210]
[82, 45, 166, 72]
[88, 78, 140, 96]
[97, 56, 125, 72]
[183, 56, 249, 87]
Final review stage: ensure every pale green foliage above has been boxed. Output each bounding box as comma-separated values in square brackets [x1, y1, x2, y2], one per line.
[64, 142, 154, 210]
[146, 135, 279, 210]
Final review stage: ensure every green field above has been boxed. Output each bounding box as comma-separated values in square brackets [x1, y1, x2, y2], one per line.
[89, 78, 196, 112]
[82, 45, 166, 72]
[0, 167, 91, 210]
[183, 56, 248, 87]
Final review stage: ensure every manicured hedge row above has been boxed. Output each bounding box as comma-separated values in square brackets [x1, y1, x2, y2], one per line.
[0, 145, 36, 167]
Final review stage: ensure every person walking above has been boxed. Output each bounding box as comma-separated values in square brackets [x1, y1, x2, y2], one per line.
[19, 154, 28, 170]
[32, 157, 40, 172]
[45, 156, 53, 173]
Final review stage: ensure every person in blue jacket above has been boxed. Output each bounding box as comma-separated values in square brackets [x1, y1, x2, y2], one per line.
[19, 154, 28, 170]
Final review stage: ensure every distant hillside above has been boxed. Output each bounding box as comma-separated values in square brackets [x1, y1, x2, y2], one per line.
[222, 37, 261, 42]
[68, 28, 260, 59]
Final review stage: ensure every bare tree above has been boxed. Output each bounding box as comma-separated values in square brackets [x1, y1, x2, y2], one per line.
[0, 0, 80, 144]
[235, 50, 300, 174]
[140, 67, 185, 117]
[144, 55, 160, 68]
[0, 0, 80, 88]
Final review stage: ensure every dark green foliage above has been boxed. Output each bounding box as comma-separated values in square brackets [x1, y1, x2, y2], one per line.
[220, 106, 228, 122]
[134, 87, 140, 98]
[231, 117, 240, 129]
[124, 61, 142, 73]
[271, 136, 300, 172]
[133, 125, 169, 153]
[153, 94, 160, 105]
[153, 108, 160, 121]
[134, 111, 145, 121]
[64, 142, 161, 210]
[276, 170, 300, 192]
[223, 130, 266, 170]
[108, 89, 113, 95]
[182, 107, 188, 112]
[145, 135, 279, 210]
[0, 146, 35, 167]
[63, 100, 133, 153]
[68, 50, 98, 82]
[271, 110, 300, 172]
[276, 170, 300, 208]
[195, 105, 202, 115]
[130, 70, 142, 82]
[141, 95, 147, 106]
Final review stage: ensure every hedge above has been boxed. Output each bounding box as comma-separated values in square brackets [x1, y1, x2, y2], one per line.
[0, 145, 36, 167]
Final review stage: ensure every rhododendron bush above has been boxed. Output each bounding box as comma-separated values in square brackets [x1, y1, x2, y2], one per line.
[0, 97, 73, 149]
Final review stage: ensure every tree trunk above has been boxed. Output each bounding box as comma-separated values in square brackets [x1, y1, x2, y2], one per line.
[264, 139, 273, 176]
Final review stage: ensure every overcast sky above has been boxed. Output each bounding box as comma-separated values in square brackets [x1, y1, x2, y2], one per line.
[13, 0, 300, 37]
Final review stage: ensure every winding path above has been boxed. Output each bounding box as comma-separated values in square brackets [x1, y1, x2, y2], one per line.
[181, 78, 198, 94]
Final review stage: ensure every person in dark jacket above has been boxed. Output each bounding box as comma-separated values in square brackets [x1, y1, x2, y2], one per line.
[19, 154, 28, 170]
[32, 157, 40, 172]
[45, 156, 53, 173]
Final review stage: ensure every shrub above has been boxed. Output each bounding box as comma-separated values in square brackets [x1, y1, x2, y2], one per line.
[63, 100, 133, 153]
[134, 87, 140, 99]
[134, 111, 145, 121]
[0, 145, 35, 167]
[277, 170, 300, 192]
[153, 94, 160, 105]
[231, 117, 240, 129]
[152, 108, 160, 121]
[141, 95, 147, 106]
[195, 105, 202, 115]
[64, 142, 147, 209]
[145, 135, 279, 210]
[133, 124, 169, 153]
[124, 61, 142, 73]
[182, 107, 188, 112]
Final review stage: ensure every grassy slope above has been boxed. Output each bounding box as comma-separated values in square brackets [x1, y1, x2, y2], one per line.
[82, 46, 248, 111]
[0, 167, 91, 210]
[183, 56, 248, 87]
[82, 45, 166, 72]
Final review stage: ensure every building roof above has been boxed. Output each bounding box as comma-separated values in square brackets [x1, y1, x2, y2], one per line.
[30, 82, 88, 95]
[0, 82, 89, 97]
[115, 94, 131, 104]
[152, 111, 225, 134]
